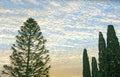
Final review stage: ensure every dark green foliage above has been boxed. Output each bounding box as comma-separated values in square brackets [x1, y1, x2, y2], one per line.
[92, 57, 99, 77]
[106, 25, 120, 77]
[83, 49, 91, 77]
[82, 25, 120, 77]
[98, 32, 106, 77]
[2, 18, 50, 77]
[98, 25, 120, 77]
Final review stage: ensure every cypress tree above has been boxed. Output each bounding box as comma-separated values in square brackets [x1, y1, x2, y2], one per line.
[92, 57, 99, 77]
[106, 25, 120, 77]
[2, 18, 50, 77]
[98, 32, 106, 77]
[83, 49, 91, 77]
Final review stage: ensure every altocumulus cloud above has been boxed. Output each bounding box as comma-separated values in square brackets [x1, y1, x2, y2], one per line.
[0, 0, 120, 77]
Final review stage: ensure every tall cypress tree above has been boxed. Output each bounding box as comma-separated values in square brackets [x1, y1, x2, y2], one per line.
[83, 49, 91, 77]
[106, 25, 120, 77]
[98, 32, 106, 77]
[2, 18, 50, 77]
[92, 57, 99, 77]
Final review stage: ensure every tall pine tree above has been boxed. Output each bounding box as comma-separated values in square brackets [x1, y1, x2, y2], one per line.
[2, 18, 50, 77]
[106, 25, 120, 77]
[83, 49, 91, 77]
[98, 32, 106, 77]
[92, 57, 99, 77]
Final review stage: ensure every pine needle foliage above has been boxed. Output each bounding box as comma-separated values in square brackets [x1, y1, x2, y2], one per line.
[2, 18, 50, 77]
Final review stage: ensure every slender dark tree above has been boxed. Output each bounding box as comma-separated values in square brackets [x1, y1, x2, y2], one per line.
[92, 57, 99, 77]
[98, 32, 106, 77]
[83, 49, 91, 77]
[2, 18, 50, 77]
[106, 25, 120, 77]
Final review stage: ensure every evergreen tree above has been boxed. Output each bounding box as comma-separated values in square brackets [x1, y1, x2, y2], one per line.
[83, 49, 91, 77]
[92, 57, 99, 77]
[2, 18, 50, 77]
[98, 32, 106, 77]
[106, 25, 120, 77]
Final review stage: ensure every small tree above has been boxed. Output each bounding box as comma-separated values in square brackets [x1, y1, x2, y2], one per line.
[83, 49, 91, 77]
[106, 25, 120, 77]
[98, 32, 106, 77]
[2, 18, 50, 77]
[92, 57, 99, 77]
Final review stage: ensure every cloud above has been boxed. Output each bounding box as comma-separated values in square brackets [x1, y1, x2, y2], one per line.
[27, 0, 39, 5]
[0, 8, 48, 17]
[50, 1, 61, 7]
[0, 1, 120, 77]
[10, 0, 39, 5]
[10, 0, 23, 4]
[0, 0, 118, 59]
[100, 18, 120, 23]
[59, 1, 79, 13]
[0, 8, 13, 14]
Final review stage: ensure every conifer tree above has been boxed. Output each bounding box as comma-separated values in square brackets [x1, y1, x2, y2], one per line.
[92, 57, 99, 77]
[98, 32, 106, 77]
[83, 49, 91, 77]
[106, 25, 120, 77]
[2, 18, 50, 77]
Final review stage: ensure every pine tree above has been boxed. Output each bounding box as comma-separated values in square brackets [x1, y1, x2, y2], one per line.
[98, 32, 106, 77]
[106, 25, 120, 77]
[2, 18, 50, 77]
[92, 57, 99, 77]
[83, 49, 91, 77]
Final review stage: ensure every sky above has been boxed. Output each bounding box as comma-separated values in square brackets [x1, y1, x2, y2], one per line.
[0, 0, 120, 77]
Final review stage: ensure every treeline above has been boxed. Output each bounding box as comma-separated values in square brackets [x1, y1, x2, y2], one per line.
[83, 25, 120, 77]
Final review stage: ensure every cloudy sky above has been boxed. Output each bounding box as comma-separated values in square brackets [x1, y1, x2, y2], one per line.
[0, 0, 120, 77]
